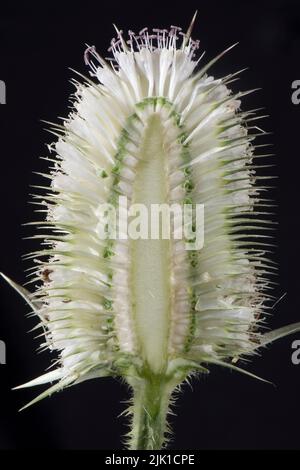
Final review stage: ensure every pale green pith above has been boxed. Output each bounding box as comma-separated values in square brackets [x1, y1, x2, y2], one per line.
[130, 113, 171, 374]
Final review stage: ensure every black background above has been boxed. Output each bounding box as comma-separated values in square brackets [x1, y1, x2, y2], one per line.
[0, 0, 300, 450]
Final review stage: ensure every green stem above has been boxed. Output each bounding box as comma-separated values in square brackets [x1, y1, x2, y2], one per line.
[128, 372, 175, 450]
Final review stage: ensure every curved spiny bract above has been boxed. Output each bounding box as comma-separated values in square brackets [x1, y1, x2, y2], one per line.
[3, 20, 300, 450]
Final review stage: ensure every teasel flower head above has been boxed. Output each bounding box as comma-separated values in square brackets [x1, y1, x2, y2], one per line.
[2, 13, 300, 449]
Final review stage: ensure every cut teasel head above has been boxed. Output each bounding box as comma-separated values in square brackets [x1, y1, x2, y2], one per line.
[2, 14, 300, 449]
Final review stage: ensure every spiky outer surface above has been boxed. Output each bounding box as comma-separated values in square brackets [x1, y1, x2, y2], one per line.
[18, 26, 278, 413]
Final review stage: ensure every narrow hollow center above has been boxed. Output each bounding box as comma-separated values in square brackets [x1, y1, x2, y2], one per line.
[130, 113, 171, 374]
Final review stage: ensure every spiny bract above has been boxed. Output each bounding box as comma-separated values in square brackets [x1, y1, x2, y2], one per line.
[2, 16, 300, 449]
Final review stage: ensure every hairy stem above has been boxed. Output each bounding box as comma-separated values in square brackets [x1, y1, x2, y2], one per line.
[128, 372, 176, 450]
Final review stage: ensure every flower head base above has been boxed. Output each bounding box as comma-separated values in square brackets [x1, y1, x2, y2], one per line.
[2, 16, 300, 449]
